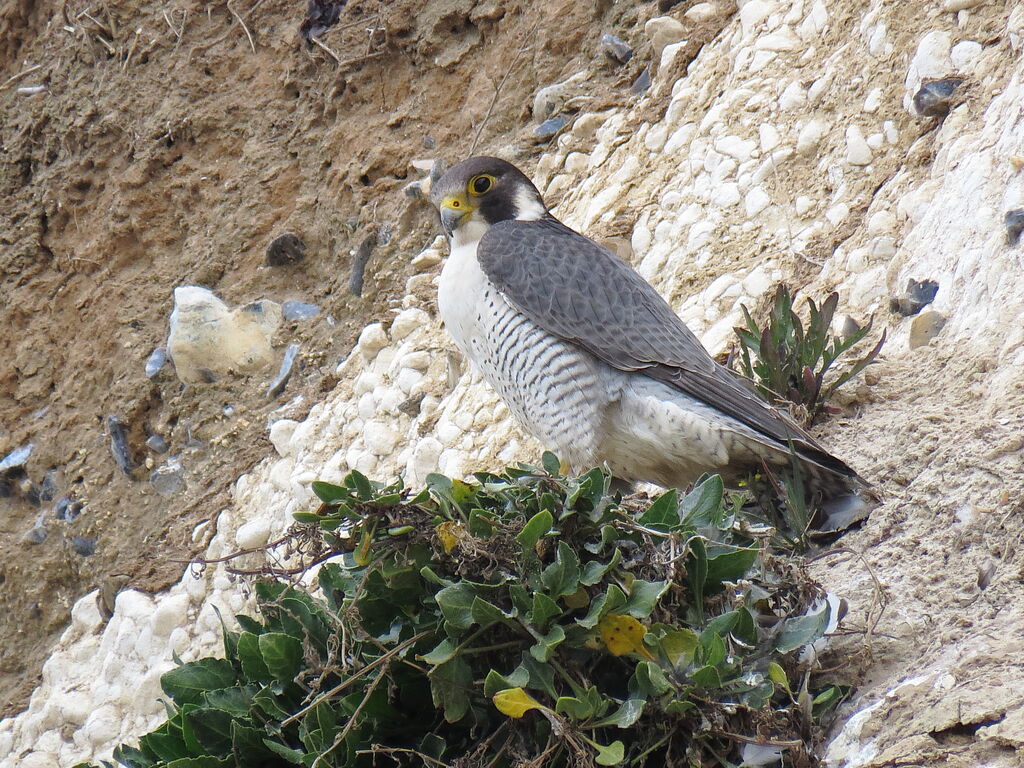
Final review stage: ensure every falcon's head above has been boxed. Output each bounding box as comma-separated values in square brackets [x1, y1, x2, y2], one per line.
[431, 156, 548, 246]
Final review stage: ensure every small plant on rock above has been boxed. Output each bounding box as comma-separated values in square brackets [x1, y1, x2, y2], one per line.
[733, 285, 885, 424]
[77, 457, 851, 768]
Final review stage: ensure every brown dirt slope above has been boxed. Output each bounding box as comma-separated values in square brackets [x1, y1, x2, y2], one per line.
[0, 0, 661, 715]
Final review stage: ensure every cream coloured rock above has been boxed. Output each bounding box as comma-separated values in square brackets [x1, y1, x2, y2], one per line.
[796, 118, 828, 155]
[645, 16, 686, 59]
[390, 308, 430, 341]
[846, 125, 873, 166]
[167, 287, 282, 384]
[269, 418, 299, 457]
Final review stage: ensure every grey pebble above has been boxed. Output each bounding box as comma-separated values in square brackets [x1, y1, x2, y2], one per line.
[54, 497, 83, 522]
[631, 66, 652, 95]
[534, 115, 569, 140]
[107, 417, 135, 476]
[145, 347, 168, 377]
[890, 278, 939, 317]
[1004, 209, 1024, 246]
[268, 343, 301, 398]
[265, 232, 307, 266]
[146, 434, 170, 454]
[600, 34, 633, 64]
[913, 78, 962, 118]
[150, 459, 186, 497]
[283, 300, 320, 322]
[0, 444, 33, 473]
[70, 537, 97, 556]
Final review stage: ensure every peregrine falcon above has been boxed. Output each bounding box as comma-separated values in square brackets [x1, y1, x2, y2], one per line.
[430, 156, 866, 525]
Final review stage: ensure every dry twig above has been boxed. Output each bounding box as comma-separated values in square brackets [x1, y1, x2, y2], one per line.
[0, 64, 42, 91]
[227, 2, 255, 52]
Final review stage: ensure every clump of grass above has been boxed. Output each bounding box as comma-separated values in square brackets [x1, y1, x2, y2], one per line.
[733, 285, 885, 424]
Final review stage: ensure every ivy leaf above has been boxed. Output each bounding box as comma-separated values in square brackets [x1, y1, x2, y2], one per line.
[430, 657, 473, 722]
[578, 585, 627, 629]
[686, 538, 708, 625]
[665, 699, 696, 716]
[622, 579, 669, 618]
[420, 638, 458, 666]
[587, 739, 625, 766]
[541, 451, 562, 475]
[471, 596, 509, 625]
[638, 488, 679, 528]
[517, 509, 553, 551]
[555, 696, 591, 719]
[530, 592, 562, 631]
[436, 521, 463, 554]
[529, 624, 566, 662]
[775, 603, 832, 652]
[258, 633, 303, 683]
[768, 662, 791, 693]
[679, 475, 724, 527]
[631, 662, 673, 698]
[541, 542, 581, 597]
[599, 614, 654, 660]
[161, 659, 238, 707]
[592, 699, 645, 729]
[493, 687, 546, 718]
[484, 666, 530, 698]
[580, 549, 622, 586]
[657, 628, 699, 668]
[435, 583, 478, 630]
[691, 665, 722, 688]
[705, 547, 759, 592]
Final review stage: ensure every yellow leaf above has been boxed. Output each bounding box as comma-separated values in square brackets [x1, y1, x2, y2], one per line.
[768, 661, 790, 692]
[354, 526, 373, 566]
[563, 588, 590, 610]
[599, 614, 654, 660]
[493, 687, 544, 718]
[436, 521, 463, 554]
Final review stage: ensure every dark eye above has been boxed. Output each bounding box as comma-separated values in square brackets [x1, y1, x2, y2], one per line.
[471, 175, 493, 195]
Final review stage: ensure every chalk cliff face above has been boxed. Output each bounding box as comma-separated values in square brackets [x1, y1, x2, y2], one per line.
[3, 2, 1024, 766]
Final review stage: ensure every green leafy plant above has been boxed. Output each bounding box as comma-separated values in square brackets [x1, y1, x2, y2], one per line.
[734, 285, 885, 424]
[77, 458, 848, 768]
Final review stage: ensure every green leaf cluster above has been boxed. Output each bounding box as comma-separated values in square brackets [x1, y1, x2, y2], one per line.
[734, 285, 885, 423]
[78, 457, 847, 768]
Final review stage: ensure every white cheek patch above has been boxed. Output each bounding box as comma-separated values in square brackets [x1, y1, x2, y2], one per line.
[513, 188, 547, 221]
[452, 213, 490, 249]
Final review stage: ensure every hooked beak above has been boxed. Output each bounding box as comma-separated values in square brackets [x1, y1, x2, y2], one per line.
[438, 197, 473, 237]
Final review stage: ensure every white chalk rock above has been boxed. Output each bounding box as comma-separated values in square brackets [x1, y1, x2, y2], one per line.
[151, 593, 190, 637]
[950, 41, 982, 73]
[235, 517, 271, 550]
[357, 323, 389, 359]
[167, 287, 282, 384]
[845, 125, 873, 166]
[796, 119, 828, 155]
[390, 308, 430, 341]
[533, 72, 589, 122]
[645, 16, 686, 59]
[941, 0, 982, 10]
[363, 420, 400, 457]
[269, 419, 299, 457]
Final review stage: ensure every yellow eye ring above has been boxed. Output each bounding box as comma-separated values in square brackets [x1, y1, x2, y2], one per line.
[469, 174, 495, 196]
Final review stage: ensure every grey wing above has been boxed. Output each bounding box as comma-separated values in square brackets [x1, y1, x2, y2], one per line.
[477, 218, 857, 479]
